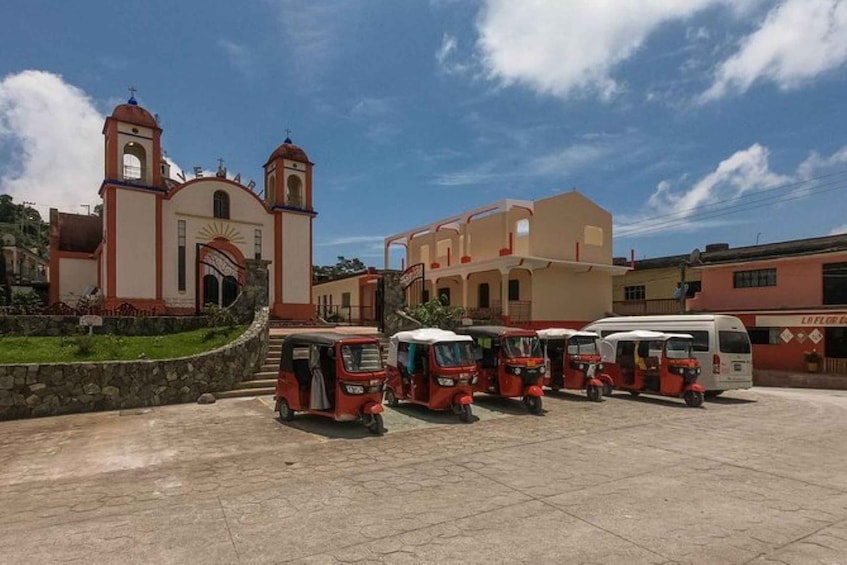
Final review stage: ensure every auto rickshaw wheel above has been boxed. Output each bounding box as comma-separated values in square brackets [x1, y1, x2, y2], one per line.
[684, 390, 704, 408]
[276, 398, 294, 422]
[384, 388, 400, 408]
[366, 413, 385, 435]
[602, 383, 613, 397]
[457, 403, 473, 423]
[525, 395, 543, 415]
[586, 385, 602, 402]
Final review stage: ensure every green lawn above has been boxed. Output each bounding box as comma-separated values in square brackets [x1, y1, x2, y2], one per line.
[0, 326, 247, 364]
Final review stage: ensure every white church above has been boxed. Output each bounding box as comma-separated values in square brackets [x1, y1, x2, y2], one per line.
[49, 94, 316, 319]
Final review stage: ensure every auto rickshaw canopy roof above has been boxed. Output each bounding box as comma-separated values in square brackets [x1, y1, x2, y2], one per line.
[599, 330, 695, 363]
[536, 328, 600, 340]
[391, 328, 473, 345]
[455, 325, 537, 338]
[280, 332, 379, 348]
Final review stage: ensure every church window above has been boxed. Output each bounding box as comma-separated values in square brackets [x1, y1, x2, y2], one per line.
[286, 175, 303, 208]
[254, 229, 262, 259]
[213, 191, 230, 219]
[177, 220, 186, 291]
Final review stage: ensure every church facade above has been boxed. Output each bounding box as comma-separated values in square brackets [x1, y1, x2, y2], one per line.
[49, 96, 316, 319]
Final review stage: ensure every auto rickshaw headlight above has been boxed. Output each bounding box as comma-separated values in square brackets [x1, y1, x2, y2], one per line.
[514, 367, 523, 375]
[436, 377, 455, 387]
[539, 366, 546, 374]
[598, 364, 603, 371]
[471, 374, 479, 384]
[343, 383, 365, 395]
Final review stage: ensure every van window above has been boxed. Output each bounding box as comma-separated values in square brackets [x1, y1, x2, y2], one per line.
[669, 330, 709, 352]
[719, 331, 751, 354]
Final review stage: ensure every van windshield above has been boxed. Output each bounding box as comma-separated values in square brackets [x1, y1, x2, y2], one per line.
[719, 331, 751, 354]
[567, 336, 597, 356]
[433, 342, 477, 368]
[665, 338, 695, 359]
[502, 336, 542, 359]
[341, 344, 383, 373]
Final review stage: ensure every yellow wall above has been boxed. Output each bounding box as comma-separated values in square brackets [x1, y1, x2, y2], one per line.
[312, 276, 361, 306]
[612, 266, 702, 301]
[532, 267, 611, 321]
[530, 192, 612, 263]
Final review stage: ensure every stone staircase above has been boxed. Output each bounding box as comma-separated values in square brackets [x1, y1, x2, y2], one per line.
[216, 336, 282, 399]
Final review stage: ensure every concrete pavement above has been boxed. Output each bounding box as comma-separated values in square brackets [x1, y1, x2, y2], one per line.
[1, 388, 846, 563]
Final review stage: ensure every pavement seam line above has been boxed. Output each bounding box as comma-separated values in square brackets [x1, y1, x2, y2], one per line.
[741, 517, 847, 564]
[217, 495, 242, 563]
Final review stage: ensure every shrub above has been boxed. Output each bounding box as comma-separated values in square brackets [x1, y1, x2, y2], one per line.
[804, 349, 822, 363]
[10, 290, 42, 314]
[405, 298, 465, 330]
[72, 334, 96, 356]
[204, 303, 237, 328]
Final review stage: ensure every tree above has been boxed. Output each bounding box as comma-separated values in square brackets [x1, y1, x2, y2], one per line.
[313, 256, 368, 282]
[404, 297, 465, 330]
[0, 193, 49, 255]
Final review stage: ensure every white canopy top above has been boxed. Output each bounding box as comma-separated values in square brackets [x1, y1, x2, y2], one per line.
[537, 328, 599, 340]
[391, 328, 473, 345]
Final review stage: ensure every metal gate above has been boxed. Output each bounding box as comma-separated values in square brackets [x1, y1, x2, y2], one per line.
[195, 243, 246, 314]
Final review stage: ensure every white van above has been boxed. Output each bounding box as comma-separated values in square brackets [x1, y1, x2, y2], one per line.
[582, 315, 752, 396]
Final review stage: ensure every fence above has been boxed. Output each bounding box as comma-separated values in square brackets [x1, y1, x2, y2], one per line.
[612, 299, 682, 316]
[824, 357, 847, 375]
[316, 304, 377, 325]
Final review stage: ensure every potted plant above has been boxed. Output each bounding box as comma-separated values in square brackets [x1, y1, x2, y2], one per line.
[804, 349, 822, 373]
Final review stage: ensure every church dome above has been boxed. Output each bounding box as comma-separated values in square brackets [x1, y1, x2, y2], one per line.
[110, 97, 159, 129]
[266, 137, 311, 165]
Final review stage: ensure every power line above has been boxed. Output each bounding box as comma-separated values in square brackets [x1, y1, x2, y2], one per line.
[617, 174, 847, 238]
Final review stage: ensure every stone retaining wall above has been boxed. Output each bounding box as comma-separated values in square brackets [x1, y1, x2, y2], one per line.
[0, 308, 269, 420]
[754, 369, 847, 390]
[0, 314, 211, 337]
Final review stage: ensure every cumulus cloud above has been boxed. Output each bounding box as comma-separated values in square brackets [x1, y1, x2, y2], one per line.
[831, 224, 847, 235]
[702, 0, 847, 102]
[0, 70, 104, 217]
[474, 0, 749, 100]
[617, 143, 847, 237]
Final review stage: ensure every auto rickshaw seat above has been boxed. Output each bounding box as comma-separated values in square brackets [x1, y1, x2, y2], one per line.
[293, 359, 311, 390]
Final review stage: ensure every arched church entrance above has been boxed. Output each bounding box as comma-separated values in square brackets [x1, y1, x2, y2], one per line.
[196, 238, 246, 313]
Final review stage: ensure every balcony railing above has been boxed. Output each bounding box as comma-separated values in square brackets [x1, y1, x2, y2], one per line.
[612, 298, 683, 316]
[824, 357, 847, 375]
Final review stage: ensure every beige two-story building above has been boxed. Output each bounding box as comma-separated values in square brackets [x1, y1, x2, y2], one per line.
[384, 192, 629, 328]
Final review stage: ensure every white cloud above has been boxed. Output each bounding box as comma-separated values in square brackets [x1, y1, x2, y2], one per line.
[435, 33, 472, 76]
[618, 143, 847, 237]
[317, 235, 387, 246]
[528, 143, 614, 176]
[218, 40, 257, 78]
[831, 224, 847, 235]
[474, 0, 748, 100]
[702, 0, 847, 102]
[0, 70, 104, 217]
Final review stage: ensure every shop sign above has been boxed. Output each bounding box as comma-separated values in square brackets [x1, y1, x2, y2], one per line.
[756, 314, 847, 327]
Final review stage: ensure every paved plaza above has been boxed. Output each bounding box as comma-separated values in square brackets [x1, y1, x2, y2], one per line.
[1, 387, 847, 563]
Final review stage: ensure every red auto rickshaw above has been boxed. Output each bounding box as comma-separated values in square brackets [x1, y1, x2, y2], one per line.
[537, 328, 612, 402]
[384, 328, 477, 422]
[456, 326, 546, 414]
[599, 330, 705, 408]
[274, 333, 387, 434]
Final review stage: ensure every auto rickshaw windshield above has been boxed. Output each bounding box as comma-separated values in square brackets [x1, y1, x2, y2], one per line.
[340, 343, 383, 373]
[567, 336, 598, 356]
[433, 341, 477, 368]
[502, 336, 542, 359]
[665, 338, 695, 359]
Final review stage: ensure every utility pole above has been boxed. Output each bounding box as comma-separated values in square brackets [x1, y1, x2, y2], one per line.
[678, 261, 687, 314]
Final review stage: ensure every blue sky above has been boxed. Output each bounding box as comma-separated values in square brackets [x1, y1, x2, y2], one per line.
[0, 0, 846, 267]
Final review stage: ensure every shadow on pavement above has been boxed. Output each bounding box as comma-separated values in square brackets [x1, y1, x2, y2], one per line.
[705, 395, 757, 405]
[604, 391, 701, 410]
[276, 414, 380, 440]
[388, 403, 478, 424]
[472, 395, 545, 416]
[543, 389, 598, 403]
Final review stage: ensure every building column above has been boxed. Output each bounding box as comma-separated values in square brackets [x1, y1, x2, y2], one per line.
[384, 244, 390, 270]
[461, 273, 469, 310]
[500, 268, 510, 318]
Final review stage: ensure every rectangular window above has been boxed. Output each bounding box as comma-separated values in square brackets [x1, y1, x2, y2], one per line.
[748, 327, 780, 345]
[733, 268, 776, 288]
[341, 292, 351, 308]
[177, 220, 186, 291]
[823, 262, 847, 305]
[685, 280, 701, 298]
[719, 331, 752, 354]
[508, 280, 520, 301]
[254, 229, 262, 260]
[624, 285, 645, 301]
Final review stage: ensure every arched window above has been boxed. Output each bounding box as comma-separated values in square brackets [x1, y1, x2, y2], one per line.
[213, 190, 230, 219]
[203, 274, 220, 307]
[286, 175, 303, 208]
[122, 142, 146, 183]
[266, 174, 276, 206]
[222, 276, 239, 307]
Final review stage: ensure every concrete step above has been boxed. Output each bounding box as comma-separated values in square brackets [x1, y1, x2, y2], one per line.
[261, 363, 278, 372]
[216, 387, 275, 399]
[237, 378, 276, 389]
[251, 370, 277, 379]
